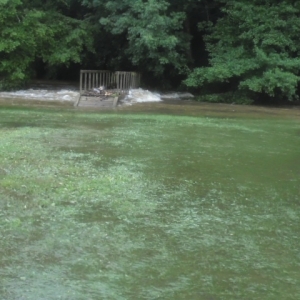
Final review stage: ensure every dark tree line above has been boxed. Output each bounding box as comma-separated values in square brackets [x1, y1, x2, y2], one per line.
[1, 0, 300, 103]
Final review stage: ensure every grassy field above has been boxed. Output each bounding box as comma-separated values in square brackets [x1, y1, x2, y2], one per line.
[0, 106, 299, 299]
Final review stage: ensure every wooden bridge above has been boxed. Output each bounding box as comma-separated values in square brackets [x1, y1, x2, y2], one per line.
[75, 70, 140, 108]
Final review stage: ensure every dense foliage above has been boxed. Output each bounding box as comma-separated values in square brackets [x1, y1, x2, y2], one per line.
[1, 0, 300, 102]
[0, 0, 93, 89]
[185, 0, 300, 101]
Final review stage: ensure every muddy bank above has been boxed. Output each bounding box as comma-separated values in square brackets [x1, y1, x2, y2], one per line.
[1, 95, 299, 119]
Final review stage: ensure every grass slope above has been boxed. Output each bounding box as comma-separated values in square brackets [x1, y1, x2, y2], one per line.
[0, 107, 299, 299]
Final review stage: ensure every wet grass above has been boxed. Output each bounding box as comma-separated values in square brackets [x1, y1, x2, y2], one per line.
[0, 106, 299, 299]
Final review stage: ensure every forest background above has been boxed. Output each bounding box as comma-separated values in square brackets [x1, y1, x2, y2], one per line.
[1, 0, 300, 104]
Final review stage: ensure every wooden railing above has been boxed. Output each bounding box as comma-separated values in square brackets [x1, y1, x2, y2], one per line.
[80, 70, 140, 95]
[115, 71, 140, 93]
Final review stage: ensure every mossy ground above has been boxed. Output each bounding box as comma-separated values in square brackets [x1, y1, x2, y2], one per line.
[0, 106, 299, 299]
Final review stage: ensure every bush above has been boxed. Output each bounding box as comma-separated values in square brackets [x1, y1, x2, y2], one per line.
[195, 91, 254, 105]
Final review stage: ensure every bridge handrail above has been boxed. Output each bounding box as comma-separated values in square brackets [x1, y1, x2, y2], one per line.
[80, 70, 140, 95]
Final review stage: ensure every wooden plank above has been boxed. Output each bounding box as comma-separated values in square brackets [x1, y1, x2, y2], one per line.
[127, 73, 131, 90]
[74, 94, 81, 107]
[80, 71, 83, 94]
[115, 72, 119, 91]
[133, 73, 136, 88]
[122, 73, 125, 92]
[113, 96, 119, 107]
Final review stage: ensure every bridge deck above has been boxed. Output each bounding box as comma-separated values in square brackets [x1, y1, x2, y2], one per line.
[75, 94, 119, 108]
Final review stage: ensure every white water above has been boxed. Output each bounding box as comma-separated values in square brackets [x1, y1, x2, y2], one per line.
[121, 88, 194, 105]
[0, 87, 194, 104]
[123, 89, 162, 103]
[0, 89, 79, 101]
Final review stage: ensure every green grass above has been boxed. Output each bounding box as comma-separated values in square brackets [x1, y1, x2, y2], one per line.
[0, 107, 299, 299]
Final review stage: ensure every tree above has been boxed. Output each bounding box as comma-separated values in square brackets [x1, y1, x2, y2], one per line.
[185, 0, 300, 100]
[0, 0, 93, 89]
[83, 0, 199, 87]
